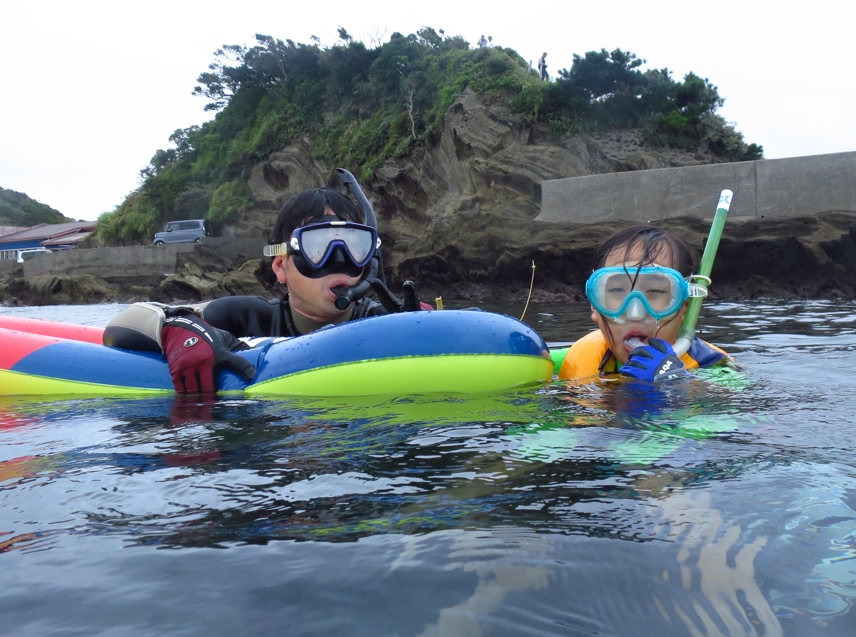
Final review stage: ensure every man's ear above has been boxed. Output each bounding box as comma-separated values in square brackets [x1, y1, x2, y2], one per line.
[271, 256, 287, 284]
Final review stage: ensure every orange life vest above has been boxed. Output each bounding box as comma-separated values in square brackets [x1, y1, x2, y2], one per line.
[559, 330, 729, 380]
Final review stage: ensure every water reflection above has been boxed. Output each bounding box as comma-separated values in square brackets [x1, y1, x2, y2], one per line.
[2, 300, 856, 635]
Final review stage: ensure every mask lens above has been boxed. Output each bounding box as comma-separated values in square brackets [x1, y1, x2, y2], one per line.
[298, 230, 332, 266]
[635, 272, 677, 312]
[294, 222, 377, 268]
[601, 272, 633, 312]
[335, 227, 373, 263]
[588, 266, 687, 320]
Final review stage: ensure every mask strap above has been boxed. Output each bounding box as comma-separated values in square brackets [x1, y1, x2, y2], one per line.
[263, 242, 288, 257]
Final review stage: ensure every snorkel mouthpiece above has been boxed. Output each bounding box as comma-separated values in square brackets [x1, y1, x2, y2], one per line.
[334, 257, 378, 310]
[625, 336, 646, 350]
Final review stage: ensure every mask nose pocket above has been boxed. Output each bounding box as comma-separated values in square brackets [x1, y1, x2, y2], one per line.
[624, 296, 648, 320]
[330, 246, 347, 264]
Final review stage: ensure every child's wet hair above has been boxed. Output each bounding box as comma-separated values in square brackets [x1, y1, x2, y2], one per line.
[593, 225, 693, 275]
[271, 188, 364, 244]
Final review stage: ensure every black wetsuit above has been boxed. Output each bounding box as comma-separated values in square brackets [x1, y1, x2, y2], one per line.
[200, 296, 388, 338]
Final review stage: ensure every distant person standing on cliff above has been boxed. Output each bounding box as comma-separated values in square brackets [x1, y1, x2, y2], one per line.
[477, 34, 487, 48]
[538, 53, 548, 80]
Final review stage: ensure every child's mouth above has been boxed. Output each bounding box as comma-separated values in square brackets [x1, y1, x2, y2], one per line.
[624, 335, 647, 351]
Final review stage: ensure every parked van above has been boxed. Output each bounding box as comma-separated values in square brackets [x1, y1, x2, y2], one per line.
[16, 248, 53, 263]
[153, 219, 212, 245]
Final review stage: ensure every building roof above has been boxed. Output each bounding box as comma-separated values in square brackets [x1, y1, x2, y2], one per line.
[0, 221, 97, 245]
[0, 225, 28, 237]
[42, 231, 95, 247]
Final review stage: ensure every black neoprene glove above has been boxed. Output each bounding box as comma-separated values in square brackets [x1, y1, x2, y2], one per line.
[401, 280, 434, 311]
[161, 314, 256, 394]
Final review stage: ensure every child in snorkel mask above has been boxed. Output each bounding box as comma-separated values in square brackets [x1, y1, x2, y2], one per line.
[558, 225, 730, 382]
[103, 188, 391, 393]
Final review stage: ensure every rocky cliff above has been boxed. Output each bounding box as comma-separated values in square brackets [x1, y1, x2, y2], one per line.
[2, 90, 855, 306]
[230, 88, 733, 294]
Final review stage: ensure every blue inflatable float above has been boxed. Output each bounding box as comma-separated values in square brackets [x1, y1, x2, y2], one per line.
[0, 311, 553, 397]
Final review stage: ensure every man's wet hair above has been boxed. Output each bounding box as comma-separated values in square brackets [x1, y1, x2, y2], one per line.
[593, 225, 694, 276]
[271, 188, 364, 245]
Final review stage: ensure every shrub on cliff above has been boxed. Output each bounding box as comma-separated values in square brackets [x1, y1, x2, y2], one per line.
[208, 180, 253, 224]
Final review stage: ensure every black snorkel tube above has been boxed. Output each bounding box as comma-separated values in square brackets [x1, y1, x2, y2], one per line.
[336, 168, 378, 237]
[333, 168, 422, 312]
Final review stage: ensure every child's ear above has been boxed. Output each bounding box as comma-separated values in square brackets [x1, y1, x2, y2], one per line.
[271, 256, 287, 284]
[590, 305, 599, 324]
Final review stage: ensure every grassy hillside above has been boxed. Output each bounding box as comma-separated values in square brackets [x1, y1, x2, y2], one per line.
[99, 28, 762, 244]
[0, 187, 69, 228]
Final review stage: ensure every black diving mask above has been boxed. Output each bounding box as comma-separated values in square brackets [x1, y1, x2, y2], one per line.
[263, 220, 380, 279]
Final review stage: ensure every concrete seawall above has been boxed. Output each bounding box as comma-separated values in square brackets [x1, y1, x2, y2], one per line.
[538, 150, 856, 223]
[20, 238, 267, 279]
[0, 259, 19, 276]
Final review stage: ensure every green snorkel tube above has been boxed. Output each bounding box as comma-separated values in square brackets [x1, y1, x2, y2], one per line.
[672, 189, 733, 357]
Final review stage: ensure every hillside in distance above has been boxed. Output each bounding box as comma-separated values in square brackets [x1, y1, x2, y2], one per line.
[0, 187, 70, 228]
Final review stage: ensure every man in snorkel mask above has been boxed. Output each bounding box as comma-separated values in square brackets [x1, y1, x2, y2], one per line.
[261, 187, 386, 332]
[103, 186, 409, 393]
[558, 226, 730, 382]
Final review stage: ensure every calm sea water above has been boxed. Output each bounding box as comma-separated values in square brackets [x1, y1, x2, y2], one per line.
[1, 300, 855, 636]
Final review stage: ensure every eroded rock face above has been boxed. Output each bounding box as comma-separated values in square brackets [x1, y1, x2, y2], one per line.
[246, 140, 329, 211]
[707, 212, 856, 299]
[239, 89, 728, 289]
[0, 274, 121, 305]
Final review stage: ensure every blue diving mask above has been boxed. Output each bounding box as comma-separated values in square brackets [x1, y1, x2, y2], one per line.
[263, 220, 381, 279]
[586, 265, 708, 323]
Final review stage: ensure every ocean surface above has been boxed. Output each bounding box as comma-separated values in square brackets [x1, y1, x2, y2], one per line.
[1, 300, 855, 636]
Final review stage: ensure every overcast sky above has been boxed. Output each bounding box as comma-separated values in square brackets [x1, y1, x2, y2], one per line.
[1, 0, 853, 221]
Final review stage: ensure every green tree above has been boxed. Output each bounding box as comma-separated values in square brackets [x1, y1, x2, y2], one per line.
[563, 48, 646, 101]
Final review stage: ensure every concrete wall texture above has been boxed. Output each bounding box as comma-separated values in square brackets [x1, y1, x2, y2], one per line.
[538, 150, 856, 224]
[0, 259, 18, 275]
[21, 238, 267, 279]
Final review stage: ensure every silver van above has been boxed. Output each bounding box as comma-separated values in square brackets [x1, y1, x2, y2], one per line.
[153, 219, 212, 245]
